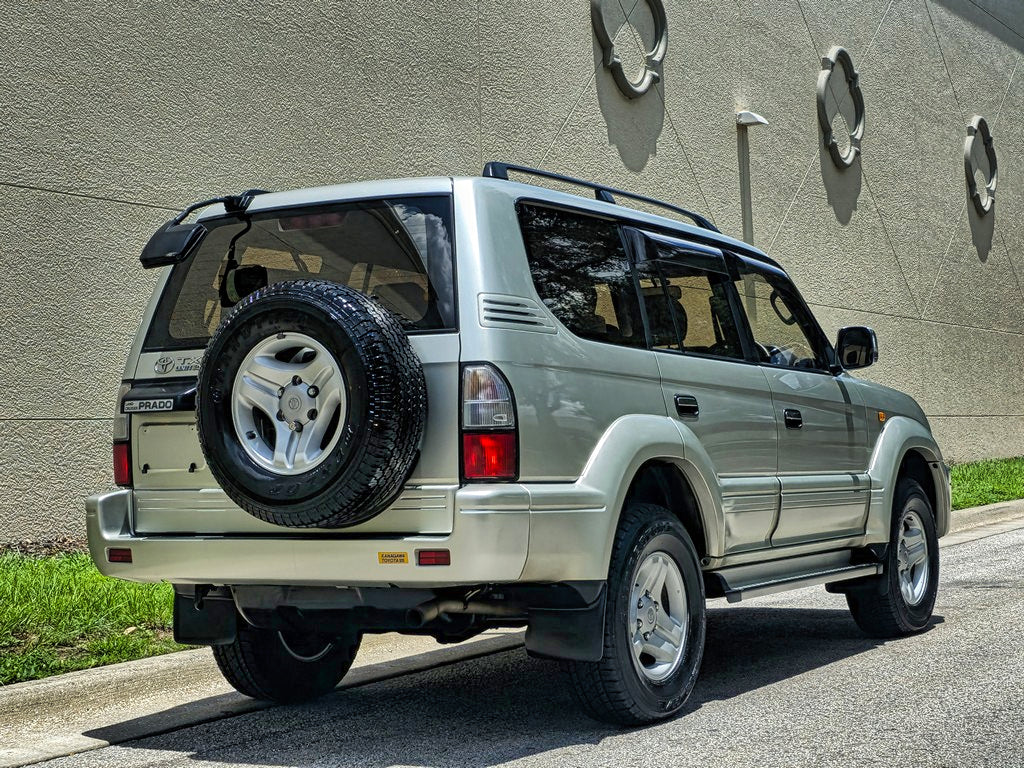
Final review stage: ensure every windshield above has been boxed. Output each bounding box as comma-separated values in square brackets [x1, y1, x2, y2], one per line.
[144, 194, 456, 351]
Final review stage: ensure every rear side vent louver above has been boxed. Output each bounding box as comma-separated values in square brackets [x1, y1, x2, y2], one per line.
[478, 294, 556, 334]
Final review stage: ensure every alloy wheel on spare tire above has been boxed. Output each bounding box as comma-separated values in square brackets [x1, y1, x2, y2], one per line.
[195, 279, 426, 529]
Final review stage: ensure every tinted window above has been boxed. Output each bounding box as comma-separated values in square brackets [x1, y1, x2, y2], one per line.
[518, 204, 644, 347]
[638, 257, 745, 361]
[734, 267, 827, 369]
[145, 195, 456, 351]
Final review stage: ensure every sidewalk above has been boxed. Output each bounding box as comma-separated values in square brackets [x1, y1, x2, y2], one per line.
[1, 498, 1022, 768]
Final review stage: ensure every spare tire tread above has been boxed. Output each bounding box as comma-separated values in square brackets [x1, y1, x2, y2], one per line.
[196, 279, 427, 529]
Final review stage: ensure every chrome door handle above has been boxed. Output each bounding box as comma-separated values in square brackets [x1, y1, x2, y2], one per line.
[784, 408, 803, 429]
[674, 394, 699, 418]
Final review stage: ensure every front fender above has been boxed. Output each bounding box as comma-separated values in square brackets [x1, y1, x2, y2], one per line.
[865, 416, 950, 542]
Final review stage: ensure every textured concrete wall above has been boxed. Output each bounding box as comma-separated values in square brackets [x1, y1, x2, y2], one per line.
[1, 0, 1021, 540]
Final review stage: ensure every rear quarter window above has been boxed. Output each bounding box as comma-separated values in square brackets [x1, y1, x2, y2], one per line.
[517, 203, 645, 348]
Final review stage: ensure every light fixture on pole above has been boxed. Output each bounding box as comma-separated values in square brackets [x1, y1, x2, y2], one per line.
[736, 110, 768, 247]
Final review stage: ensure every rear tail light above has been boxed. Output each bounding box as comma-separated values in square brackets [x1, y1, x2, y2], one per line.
[113, 382, 134, 487]
[113, 382, 131, 441]
[461, 364, 517, 481]
[463, 432, 517, 480]
[113, 382, 133, 487]
[113, 442, 132, 487]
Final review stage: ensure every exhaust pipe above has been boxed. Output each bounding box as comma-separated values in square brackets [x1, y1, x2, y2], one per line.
[406, 599, 525, 628]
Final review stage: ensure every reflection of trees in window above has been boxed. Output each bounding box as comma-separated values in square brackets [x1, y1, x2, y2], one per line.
[518, 205, 642, 346]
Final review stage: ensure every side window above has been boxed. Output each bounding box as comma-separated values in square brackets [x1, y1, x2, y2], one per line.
[638, 257, 746, 361]
[518, 204, 645, 347]
[734, 268, 827, 369]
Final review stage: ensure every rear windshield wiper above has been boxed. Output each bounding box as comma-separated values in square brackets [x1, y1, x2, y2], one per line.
[139, 189, 269, 269]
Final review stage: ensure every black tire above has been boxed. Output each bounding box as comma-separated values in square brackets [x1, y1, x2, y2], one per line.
[567, 503, 706, 726]
[846, 478, 939, 638]
[196, 279, 427, 528]
[213, 621, 359, 703]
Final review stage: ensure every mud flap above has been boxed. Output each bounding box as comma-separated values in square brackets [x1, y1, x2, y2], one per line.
[173, 587, 237, 645]
[525, 583, 607, 662]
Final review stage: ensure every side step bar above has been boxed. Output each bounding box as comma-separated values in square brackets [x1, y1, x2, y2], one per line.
[722, 563, 881, 603]
[708, 550, 883, 603]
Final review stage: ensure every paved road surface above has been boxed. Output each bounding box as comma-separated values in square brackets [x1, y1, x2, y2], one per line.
[35, 524, 1024, 768]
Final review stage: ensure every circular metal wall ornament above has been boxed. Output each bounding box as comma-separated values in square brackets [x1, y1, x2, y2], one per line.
[817, 46, 865, 168]
[591, 0, 668, 99]
[964, 115, 997, 216]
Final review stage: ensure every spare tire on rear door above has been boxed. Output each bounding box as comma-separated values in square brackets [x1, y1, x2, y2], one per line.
[195, 279, 427, 528]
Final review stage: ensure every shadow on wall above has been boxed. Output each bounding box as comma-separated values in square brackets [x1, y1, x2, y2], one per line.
[967, 202, 995, 262]
[931, 0, 1024, 54]
[820, 149, 862, 225]
[592, 0, 665, 172]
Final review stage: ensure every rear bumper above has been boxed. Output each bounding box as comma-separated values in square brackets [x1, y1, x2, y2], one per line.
[86, 483, 611, 587]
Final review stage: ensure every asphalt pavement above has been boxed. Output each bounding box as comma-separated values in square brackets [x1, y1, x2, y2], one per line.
[23, 512, 1024, 768]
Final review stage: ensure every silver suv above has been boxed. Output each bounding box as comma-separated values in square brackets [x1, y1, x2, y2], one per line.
[87, 163, 950, 724]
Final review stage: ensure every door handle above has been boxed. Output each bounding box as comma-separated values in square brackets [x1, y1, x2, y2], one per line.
[784, 408, 803, 429]
[674, 394, 699, 418]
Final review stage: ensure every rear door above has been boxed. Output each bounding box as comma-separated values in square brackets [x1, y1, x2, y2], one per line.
[628, 230, 779, 555]
[732, 260, 871, 546]
[129, 194, 460, 536]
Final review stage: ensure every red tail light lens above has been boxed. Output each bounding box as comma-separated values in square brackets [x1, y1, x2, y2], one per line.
[462, 432, 517, 480]
[113, 442, 132, 487]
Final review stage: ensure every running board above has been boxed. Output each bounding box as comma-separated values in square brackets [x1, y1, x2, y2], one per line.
[722, 564, 881, 602]
[709, 550, 883, 603]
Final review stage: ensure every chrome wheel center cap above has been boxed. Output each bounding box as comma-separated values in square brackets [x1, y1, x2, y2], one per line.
[280, 384, 315, 423]
[637, 594, 657, 635]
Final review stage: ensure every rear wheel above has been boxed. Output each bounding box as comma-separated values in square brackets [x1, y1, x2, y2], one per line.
[846, 478, 939, 637]
[567, 503, 706, 725]
[213, 621, 360, 703]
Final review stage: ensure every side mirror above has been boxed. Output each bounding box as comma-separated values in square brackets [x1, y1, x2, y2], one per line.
[836, 326, 878, 370]
[220, 264, 269, 307]
[139, 219, 208, 269]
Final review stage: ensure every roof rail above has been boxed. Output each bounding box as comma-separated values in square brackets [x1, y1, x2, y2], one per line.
[482, 161, 719, 233]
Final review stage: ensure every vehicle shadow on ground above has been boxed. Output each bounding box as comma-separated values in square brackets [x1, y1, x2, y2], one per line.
[88, 607, 942, 768]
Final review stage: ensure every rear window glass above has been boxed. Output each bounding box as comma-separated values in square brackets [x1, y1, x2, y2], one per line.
[144, 195, 456, 351]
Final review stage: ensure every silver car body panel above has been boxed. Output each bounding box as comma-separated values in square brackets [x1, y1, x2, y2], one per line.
[91, 175, 950, 590]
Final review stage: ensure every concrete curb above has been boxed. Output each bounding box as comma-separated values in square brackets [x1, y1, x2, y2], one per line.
[947, 497, 1024, 537]
[1, 499, 1021, 767]
[0, 631, 524, 768]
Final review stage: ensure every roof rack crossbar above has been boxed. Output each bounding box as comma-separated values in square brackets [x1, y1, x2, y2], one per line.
[482, 161, 719, 233]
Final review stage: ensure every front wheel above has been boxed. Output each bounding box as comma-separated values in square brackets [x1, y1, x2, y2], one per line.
[846, 478, 939, 637]
[213, 621, 360, 703]
[567, 503, 706, 725]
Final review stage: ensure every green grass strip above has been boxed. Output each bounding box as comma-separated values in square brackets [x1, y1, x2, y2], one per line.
[951, 456, 1024, 511]
[0, 552, 185, 685]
